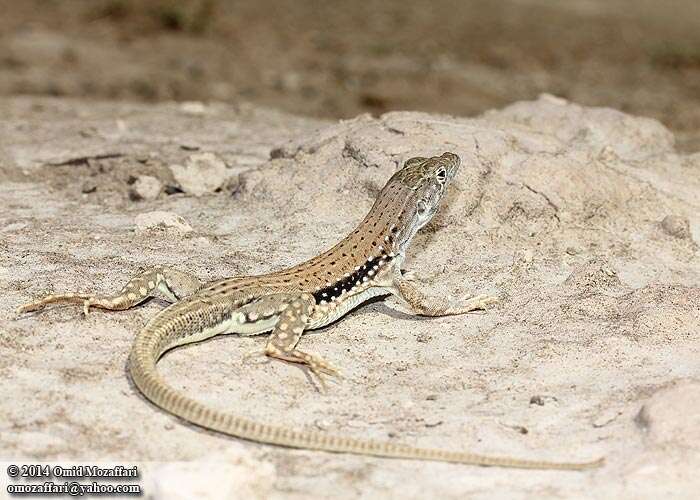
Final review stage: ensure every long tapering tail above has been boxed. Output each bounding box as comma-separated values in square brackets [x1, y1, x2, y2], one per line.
[128, 317, 603, 471]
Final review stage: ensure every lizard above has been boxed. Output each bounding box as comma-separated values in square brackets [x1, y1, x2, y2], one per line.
[17, 152, 603, 470]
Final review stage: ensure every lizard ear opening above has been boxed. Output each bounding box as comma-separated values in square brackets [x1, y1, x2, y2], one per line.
[403, 157, 427, 169]
[435, 167, 447, 183]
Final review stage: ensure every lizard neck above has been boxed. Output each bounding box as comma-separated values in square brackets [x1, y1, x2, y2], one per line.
[286, 185, 418, 302]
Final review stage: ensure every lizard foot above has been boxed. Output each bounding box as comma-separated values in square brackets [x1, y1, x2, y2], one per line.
[298, 350, 343, 392]
[17, 293, 97, 316]
[266, 346, 343, 391]
[449, 294, 499, 314]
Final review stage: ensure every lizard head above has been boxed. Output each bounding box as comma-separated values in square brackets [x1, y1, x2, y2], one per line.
[380, 152, 461, 254]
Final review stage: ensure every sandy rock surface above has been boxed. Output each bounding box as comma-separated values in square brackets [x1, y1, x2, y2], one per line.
[1, 95, 699, 499]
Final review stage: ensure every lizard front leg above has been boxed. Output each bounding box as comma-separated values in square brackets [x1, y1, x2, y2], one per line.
[17, 266, 202, 315]
[390, 274, 498, 317]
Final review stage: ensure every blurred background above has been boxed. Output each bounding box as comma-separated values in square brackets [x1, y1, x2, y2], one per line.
[1, 0, 699, 151]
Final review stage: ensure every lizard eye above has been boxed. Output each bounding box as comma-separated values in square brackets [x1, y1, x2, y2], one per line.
[436, 167, 447, 183]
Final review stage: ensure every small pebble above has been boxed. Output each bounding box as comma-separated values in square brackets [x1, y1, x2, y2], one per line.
[661, 215, 692, 240]
[180, 101, 206, 115]
[130, 175, 162, 201]
[530, 395, 545, 406]
[170, 152, 228, 197]
[135, 211, 193, 234]
[81, 181, 97, 194]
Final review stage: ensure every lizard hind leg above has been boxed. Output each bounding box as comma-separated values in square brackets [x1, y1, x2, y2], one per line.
[262, 293, 342, 390]
[16, 266, 202, 316]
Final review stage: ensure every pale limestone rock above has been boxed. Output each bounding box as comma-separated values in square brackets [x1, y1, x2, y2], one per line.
[179, 101, 207, 115]
[3, 95, 700, 499]
[134, 210, 193, 233]
[661, 214, 692, 240]
[170, 152, 228, 196]
[131, 175, 162, 201]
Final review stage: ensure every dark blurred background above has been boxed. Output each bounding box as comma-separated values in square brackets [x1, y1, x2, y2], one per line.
[1, 0, 699, 150]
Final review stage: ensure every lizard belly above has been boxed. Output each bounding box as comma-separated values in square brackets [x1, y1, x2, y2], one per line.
[307, 286, 392, 330]
[168, 312, 278, 349]
[231, 315, 279, 336]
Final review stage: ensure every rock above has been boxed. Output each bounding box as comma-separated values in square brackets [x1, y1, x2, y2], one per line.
[179, 101, 207, 115]
[80, 180, 97, 194]
[4, 95, 700, 499]
[130, 175, 162, 201]
[134, 211, 193, 233]
[530, 395, 545, 406]
[169, 152, 228, 196]
[661, 215, 692, 240]
[152, 446, 275, 500]
[636, 379, 700, 446]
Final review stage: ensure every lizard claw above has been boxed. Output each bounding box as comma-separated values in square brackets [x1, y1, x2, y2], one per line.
[307, 357, 343, 392]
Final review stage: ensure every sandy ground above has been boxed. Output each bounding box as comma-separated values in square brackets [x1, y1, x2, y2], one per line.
[1, 95, 699, 499]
